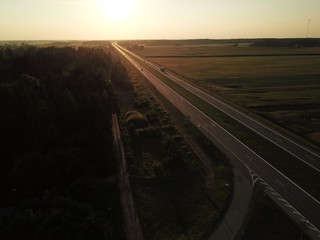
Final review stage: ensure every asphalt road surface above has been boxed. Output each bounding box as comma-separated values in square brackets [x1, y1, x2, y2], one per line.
[114, 43, 320, 239]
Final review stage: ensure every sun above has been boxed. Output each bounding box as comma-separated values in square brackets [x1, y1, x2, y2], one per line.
[101, 0, 134, 22]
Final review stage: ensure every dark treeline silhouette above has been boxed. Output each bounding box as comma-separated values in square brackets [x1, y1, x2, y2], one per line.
[0, 45, 125, 239]
[119, 42, 144, 51]
[82, 41, 112, 46]
[251, 38, 320, 47]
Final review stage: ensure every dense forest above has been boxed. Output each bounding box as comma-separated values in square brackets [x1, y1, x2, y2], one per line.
[0, 45, 125, 239]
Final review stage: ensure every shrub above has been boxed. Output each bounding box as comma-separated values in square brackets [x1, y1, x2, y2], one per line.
[125, 110, 148, 129]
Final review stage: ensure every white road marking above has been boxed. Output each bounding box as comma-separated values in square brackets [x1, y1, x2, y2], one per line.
[309, 225, 318, 231]
[266, 186, 273, 191]
[284, 203, 292, 208]
[272, 192, 281, 196]
[292, 210, 300, 215]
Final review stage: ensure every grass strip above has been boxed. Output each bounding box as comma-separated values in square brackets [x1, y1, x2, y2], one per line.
[240, 187, 310, 240]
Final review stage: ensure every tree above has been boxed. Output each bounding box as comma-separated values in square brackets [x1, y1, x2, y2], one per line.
[0, 191, 113, 240]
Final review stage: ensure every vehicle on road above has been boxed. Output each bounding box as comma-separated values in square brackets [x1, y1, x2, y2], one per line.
[160, 67, 165, 72]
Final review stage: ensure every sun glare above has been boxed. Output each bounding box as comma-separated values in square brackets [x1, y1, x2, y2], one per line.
[101, 0, 134, 22]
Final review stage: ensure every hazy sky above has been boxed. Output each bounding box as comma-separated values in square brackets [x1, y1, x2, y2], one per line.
[1, 0, 319, 40]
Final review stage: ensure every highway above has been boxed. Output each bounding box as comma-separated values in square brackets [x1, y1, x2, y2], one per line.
[124, 46, 320, 173]
[113, 43, 320, 239]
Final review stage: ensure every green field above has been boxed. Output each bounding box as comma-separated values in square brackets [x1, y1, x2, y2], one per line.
[133, 44, 320, 146]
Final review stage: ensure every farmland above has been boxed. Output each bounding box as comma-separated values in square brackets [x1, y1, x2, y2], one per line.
[133, 43, 320, 146]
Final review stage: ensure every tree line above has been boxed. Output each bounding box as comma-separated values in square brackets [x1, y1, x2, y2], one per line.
[0, 45, 127, 239]
[251, 38, 320, 47]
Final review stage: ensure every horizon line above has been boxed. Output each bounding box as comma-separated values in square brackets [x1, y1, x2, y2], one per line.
[1, 37, 320, 42]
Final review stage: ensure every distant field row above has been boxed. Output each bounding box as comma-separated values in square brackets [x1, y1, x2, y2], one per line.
[137, 45, 320, 57]
[146, 53, 320, 58]
[147, 55, 320, 79]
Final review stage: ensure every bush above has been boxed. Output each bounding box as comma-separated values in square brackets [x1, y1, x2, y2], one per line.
[135, 127, 161, 138]
[126, 110, 148, 129]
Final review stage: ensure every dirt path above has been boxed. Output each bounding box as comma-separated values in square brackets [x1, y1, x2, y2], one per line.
[112, 114, 144, 240]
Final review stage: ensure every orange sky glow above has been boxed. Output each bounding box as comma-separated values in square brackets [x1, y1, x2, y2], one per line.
[1, 0, 319, 40]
